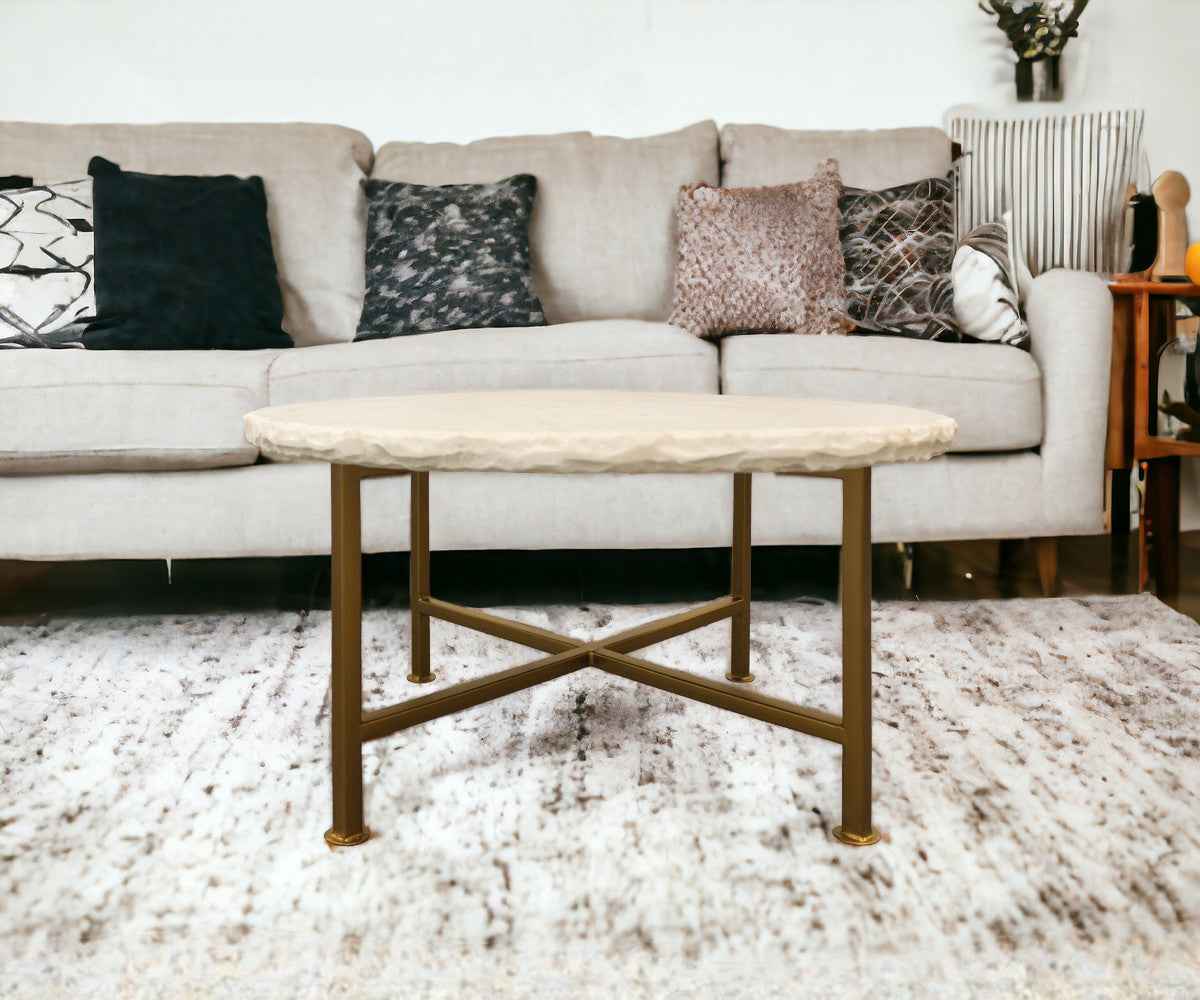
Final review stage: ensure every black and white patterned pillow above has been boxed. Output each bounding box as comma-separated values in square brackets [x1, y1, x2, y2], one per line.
[355, 174, 547, 340]
[0, 179, 93, 349]
[951, 220, 1029, 348]
[838, 176, 957, 341]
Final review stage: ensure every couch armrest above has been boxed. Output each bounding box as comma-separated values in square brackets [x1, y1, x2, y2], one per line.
[1025, 268, 1113, 535]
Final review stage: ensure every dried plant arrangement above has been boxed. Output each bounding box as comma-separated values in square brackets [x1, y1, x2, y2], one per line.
[980, 0, 1089, 61]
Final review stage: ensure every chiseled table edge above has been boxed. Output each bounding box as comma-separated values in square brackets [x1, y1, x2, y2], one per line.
[242, 390, 956, 477]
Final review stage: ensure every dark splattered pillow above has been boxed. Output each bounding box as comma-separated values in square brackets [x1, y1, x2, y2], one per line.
[355, 174, 547, 340]
[838, 176, 957, 341]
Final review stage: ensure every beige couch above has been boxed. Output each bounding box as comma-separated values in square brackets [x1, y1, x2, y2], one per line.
[0, 120, 1112, 566]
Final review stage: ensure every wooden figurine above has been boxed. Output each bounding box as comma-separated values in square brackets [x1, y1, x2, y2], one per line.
[1151, 171, 1190, 278]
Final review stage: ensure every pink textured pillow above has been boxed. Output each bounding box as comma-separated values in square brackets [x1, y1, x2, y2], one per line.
[669, 158, 850, 339]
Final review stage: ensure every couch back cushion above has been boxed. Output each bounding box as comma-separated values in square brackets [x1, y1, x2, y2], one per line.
[719, 125, 953, 190]
[371, 121, 719, 324]
[0, 122, 373, 347]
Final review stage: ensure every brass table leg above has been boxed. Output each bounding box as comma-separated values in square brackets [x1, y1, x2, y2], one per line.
[832, 467, 879, 846]
[726, 473, 754, 682]
[407, 472, 435, 684]
[325, 464, 371, 847]
[321, 464, 880, 848]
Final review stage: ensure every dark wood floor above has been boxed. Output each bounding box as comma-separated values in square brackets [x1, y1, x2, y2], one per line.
[3, 531, 1198, 626]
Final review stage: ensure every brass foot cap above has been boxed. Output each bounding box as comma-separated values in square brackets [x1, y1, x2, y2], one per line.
[406, 672, 436, 684]
[324, 827, 371, 847]
[832, 826, 880, 847]
[724, 672, 755, 683]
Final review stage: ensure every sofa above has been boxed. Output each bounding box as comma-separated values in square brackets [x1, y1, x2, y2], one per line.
[0, 120, 1112, 581]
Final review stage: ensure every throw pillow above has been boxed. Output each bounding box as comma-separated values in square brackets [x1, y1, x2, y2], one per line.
[669, 158, 849, 339]
[1002, 209, 1033, 306]
[355, 174, 547, 340]
[82, 156, 291, 350]
[838, 176, 957, 340]
[0, 179, 93, 350]
[0, 176, 33, 191]
[951, 220, 1029, 349]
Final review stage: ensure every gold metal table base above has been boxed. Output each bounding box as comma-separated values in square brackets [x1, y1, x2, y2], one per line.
[324, 466, 878, 849]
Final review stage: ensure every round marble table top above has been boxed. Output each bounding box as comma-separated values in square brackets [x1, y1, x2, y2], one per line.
[243, 390, 957, 475]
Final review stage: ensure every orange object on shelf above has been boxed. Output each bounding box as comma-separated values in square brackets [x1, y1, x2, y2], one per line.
[1186, 241, 1200, 284]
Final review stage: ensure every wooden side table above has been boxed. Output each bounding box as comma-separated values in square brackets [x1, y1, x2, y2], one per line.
[1106, 280, 1200, 600]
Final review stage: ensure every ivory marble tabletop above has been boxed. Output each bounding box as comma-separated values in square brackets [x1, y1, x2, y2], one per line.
[243, 390, 957, 475]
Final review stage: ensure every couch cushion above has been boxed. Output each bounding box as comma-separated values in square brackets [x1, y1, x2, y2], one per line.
[356, 175, 546, 340]
[0, 178, 93, 348]
[267, 320, 718, 404]
[670, 163, 848, 339]
[719, 125, 952, 190]
[0, 121, 372, 348]
[720, 334, 1041, 453]
[371, 122, 719, 325]
[84, 157, 291, 350]
[0, 348, 279, 473]
[952, 220, 1029, 347]
[838, 176, 957, 340]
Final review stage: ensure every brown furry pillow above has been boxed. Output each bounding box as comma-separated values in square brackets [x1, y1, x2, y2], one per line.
[669, 158, 849, 339]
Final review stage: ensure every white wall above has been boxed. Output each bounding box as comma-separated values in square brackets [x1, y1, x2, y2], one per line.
[5, 0, 1200, 525]
[2, 0, 1198, 233]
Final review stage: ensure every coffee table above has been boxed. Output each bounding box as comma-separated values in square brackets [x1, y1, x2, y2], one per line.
[244, 390, 956, 849]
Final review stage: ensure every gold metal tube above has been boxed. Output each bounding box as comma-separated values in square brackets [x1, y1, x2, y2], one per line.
[419, 594, 737, 660]
[325, 464, 370, 847]
[407, 471, 435, 684]
[833, 466, 879, 846]
[601, 596, 739, 654]
[416, 596, 578, 654]
[593, 648, 842, 744]
[727, 472, 754, 681]
[361, 646, 591, 742]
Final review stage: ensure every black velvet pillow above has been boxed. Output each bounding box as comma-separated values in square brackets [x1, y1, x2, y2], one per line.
[82, 156, 290, 350]
[0, 176, 33, 191]
[355, 174, 546, 340]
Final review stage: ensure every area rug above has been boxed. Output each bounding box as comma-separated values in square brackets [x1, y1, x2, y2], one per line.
[2, 594, 1199, 998]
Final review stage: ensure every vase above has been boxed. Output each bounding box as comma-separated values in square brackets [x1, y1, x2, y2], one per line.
[1015, 56, 1063, 101]
[1113, 191, 1159, 278]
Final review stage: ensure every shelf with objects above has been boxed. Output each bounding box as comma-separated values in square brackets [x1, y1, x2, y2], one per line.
[1106, 280, 1200, 600]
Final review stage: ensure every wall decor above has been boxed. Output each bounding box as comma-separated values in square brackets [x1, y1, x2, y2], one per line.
[980, 0, 1089, 101]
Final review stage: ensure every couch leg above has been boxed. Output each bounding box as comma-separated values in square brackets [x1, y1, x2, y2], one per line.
[896, 542, 915, 591]
[0, 560, 53, 624]
[998, 538, 1021, 576]
[1035, 537, 1058, 597]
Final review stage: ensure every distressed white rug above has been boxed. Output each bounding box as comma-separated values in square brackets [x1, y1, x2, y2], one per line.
[2, 594, 1199, 998]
